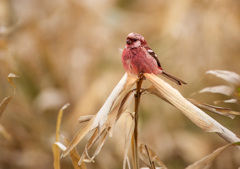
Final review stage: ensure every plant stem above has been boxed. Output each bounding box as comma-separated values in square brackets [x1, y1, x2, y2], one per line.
[132, 74, 144, 169]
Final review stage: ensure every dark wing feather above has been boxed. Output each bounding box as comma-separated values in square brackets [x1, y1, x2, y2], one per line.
[144, 46, 161, 68]
[144, 46, 187, 85]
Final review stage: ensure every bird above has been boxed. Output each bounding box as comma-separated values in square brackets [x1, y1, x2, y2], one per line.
[121, 32, 187, 85]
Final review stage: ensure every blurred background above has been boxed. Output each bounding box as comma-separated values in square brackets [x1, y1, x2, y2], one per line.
[0, 0, 240, 168]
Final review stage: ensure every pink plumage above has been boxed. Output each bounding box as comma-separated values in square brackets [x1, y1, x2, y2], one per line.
[121, 32, 186, 85]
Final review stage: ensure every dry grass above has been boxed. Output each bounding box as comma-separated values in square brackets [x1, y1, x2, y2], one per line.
[0, 0, 240, 168]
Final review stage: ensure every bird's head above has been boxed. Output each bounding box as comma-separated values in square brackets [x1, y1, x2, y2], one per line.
[125, 32, 147, 48]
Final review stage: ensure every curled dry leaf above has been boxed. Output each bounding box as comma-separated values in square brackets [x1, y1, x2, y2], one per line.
[187, 99, 240, 119]
[186, 142, 240, 169]
[200, 70, 240, 104]
[55, 142, 67, 151]
[7, 73, 20, 89]
[55, 139, 87, 169]
[0, 73, 19, 118]
[62, 73, 137, 158]
[0, 73, 19, 140]
[53, 103, 70, 169]
[199, 85, 234, 96]
[56, 103, 70, 142]
[144, 73, 240, 148]
[206, 70, 240, 86]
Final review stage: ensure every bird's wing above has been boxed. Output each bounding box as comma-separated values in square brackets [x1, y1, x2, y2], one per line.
[144, 46, 162, 68]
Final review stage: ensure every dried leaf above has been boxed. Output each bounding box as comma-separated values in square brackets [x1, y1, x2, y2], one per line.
[66, 89, 135, 162]
[78, 90, 135, 164]
[187, 99, 240, 119]
[144, 73, 240, 147]
[199, 85, 234, 96]
[145, 85, 171, 105]
[79, 115, 94, 123]
[145, 74, 216, 131]
[78, 128, 101, 165]
[123, 113, 135, 169]
[77, 128, 110, 165]
[0, 95, 13, 118]
[213, 99, 240, 105]
[56, 103, 70, 142]
[62, 117, 95, 157]
[117, 90, 135, 119]
[78, 102, 125, 164]
[53, 103, 70, 169]
[64, 139, 87, 169]
[90, 129, 109, 161]
[86, 128, 100, 150]
[70, 147, 86, 169]
[0, 73, 19, 118]
[63, 73, 136, 158]
[109, 90, 134, 137]
[148, 85, 240, 119]
[7, 73, 19, 91]
[206, 70, 240, 86]
[0, 124, 12, 141]
[186, 142, 240, 169]
[54, 142, 67, 151]
[55, 139, 87, 169]
[92, 73, 136, 129]
[102, 102, 122, 138]
[139, 144, 167, 169]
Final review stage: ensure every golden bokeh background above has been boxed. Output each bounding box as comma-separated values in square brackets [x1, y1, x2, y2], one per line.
[0, 0, 240, 168]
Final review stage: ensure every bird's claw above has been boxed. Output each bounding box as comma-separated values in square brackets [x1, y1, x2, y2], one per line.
[138, 73, 145, 81]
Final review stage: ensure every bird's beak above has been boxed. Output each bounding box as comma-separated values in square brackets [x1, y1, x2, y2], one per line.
[126, 39, 132, 45]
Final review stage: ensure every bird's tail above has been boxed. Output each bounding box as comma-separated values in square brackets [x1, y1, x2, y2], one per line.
[161, 70, 187, 85]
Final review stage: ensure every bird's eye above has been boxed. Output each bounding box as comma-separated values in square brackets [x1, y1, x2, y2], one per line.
[132, 39, 137, 42]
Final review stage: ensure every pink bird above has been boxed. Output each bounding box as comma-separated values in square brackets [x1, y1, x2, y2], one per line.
[121, 32, 187, 85]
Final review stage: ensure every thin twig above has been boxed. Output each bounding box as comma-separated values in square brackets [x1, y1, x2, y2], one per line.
[144, 144, 155, 169]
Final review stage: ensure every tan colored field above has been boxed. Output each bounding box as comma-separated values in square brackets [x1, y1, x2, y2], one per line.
[0, 0, 240, 168]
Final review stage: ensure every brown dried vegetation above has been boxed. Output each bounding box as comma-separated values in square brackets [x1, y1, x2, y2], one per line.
[0, 0, 240, 169]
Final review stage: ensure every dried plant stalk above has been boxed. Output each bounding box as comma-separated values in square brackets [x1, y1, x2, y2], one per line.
[53, 103, 70, 169]
[139, 143, 167, 169]
[132, 75, 144, 169]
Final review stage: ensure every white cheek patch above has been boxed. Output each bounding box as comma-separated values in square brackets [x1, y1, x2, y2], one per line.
[133, 41, 141, 47]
